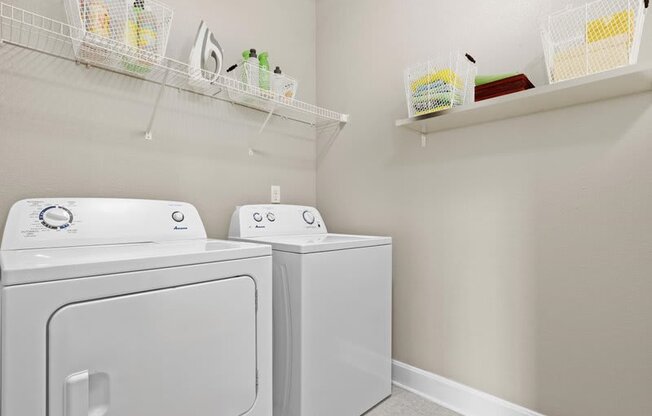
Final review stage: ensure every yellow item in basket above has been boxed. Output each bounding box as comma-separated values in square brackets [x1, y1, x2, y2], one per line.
[587, 10, 636, 43]
[552, 33, 631, 82]
[410, 69, 462, 92]
[84, 0, 111, 38]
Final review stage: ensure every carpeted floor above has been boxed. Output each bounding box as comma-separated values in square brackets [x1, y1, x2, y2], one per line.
[365, 386, 461, 416]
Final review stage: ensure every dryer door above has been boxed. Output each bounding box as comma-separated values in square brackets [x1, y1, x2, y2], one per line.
[48, 276, 258, 416]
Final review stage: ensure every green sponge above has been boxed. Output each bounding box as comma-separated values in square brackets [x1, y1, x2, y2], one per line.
[475, 73, 518, 86]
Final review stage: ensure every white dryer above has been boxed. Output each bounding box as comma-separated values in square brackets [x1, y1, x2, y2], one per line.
[229, 205, 392, 416]
[0, 198, 272, 416]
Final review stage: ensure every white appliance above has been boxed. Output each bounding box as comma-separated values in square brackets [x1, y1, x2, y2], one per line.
[229, 205, 392, 416]
[0, 198, 272, 416]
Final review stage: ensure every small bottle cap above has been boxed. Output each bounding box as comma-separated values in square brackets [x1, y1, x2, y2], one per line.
[274, 66, 282, 74]
[249, 48, 257, 58]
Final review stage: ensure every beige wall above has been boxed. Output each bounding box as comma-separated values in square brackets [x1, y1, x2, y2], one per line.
[0, 0, 318, 238]
[316, 1, 652, 415]
[2, 1, 652, 415]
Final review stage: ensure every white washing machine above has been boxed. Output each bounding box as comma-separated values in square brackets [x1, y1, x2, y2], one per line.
[229, 205, 392, 416]
[0, 198, 272, 416]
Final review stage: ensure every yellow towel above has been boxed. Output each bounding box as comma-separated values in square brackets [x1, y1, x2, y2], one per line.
[552, 33, 631, 82]
[587, 9, 636, 43]
[410, 69, 462, 92]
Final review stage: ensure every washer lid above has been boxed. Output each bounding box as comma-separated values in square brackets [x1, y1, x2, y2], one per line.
[0, 239, 270, 286]
[239, 233, 391, 254]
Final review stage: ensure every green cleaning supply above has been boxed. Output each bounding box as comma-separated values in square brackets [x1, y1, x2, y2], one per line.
[246, 48, 259, 89]
[240, 50, 250, 86]
[136, 2, 158, 54]
[123, 0, 158, 74]
[259, 52, 270, 90]
[475, 73, 518, 86]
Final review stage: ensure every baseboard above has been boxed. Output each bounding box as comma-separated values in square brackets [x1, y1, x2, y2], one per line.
[392, 360, 545, 416]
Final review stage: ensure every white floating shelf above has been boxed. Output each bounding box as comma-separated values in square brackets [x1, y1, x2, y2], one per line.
[396, 63, 652, 135]
[0, 2, 348, 136]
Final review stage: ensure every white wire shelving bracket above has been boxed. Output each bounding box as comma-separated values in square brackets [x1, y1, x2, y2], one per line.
[0, 2, 349, 141]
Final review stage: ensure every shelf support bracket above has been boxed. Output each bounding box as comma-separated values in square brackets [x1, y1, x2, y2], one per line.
[259, 106, 276, 134]
[145, 68, 171, 140]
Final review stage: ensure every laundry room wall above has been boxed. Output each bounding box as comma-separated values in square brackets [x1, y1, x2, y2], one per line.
[0, 0, 318, 237]
[316, 1, 652, 416]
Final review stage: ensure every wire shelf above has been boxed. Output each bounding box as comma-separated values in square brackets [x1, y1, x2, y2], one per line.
[0, 2, 348, 128]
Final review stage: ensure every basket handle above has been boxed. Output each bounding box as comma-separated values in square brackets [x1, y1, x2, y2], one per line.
[465, 54, 477, 64]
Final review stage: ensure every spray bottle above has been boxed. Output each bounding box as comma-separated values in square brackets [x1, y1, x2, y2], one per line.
[259, 52, 270, 90]
[246, 48, 259, 89]
[272, 66, 283, 98]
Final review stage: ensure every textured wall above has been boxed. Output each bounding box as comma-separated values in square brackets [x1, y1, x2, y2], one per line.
[316, 1, 652, 415]
[0, 0, 318, 238]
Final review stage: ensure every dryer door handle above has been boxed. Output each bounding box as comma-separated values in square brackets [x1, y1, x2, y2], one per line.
[64, 370, 111, 416]
[64, 371, 89, 416]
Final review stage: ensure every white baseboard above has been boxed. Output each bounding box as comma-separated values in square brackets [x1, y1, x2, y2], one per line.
[392, 360, 545, 416]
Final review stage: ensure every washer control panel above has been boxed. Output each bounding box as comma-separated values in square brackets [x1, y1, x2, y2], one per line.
[229, 205, 327, 238]
[1, 199, 207, 250]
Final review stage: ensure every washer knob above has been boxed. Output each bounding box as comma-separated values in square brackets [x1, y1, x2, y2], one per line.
[40, 206, 73, 229]
[172, 211, 185, 222]
[267, 212, 276, 222]
[253, 212, 263, 222]
[302, 210, 315, 225]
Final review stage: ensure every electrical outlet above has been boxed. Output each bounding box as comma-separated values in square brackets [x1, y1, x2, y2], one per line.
[271, 186, 281, 204]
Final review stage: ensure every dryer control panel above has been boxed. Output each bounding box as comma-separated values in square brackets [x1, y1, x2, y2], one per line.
[1, 199, 207, 250]
[229, 205, 327, 238]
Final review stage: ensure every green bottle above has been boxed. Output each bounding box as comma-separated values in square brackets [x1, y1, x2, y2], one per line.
[241, 49, 251, 85]
[259, 52, 270, 90]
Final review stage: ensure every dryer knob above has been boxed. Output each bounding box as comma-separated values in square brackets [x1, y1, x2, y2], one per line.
[267, 212, 276, 222]
[253, 212, 263, 222]
[302, 210, 315, 225]
[41, 206, 73, 229]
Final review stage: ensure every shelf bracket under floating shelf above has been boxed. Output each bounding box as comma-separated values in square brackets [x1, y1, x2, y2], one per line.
[0, 2, 349, 136]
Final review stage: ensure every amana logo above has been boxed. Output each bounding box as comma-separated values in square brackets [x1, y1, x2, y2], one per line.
[174, 226, 188, 231]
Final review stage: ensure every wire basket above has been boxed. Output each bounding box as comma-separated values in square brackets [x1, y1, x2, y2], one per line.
[227, 61, 299, 104]
[64, 0, 173, 75]
[404, 52, 477, 118]
[542, 0, 648, 84]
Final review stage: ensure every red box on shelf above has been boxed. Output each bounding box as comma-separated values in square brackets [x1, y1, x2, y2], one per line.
[475, 74, 535, 102]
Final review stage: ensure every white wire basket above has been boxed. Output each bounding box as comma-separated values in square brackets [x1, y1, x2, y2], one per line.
[404, 52, 477, 118]
[64, 0, 173, 75]
[542, 0, 648, 84]
[227, 61, 299, 104]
